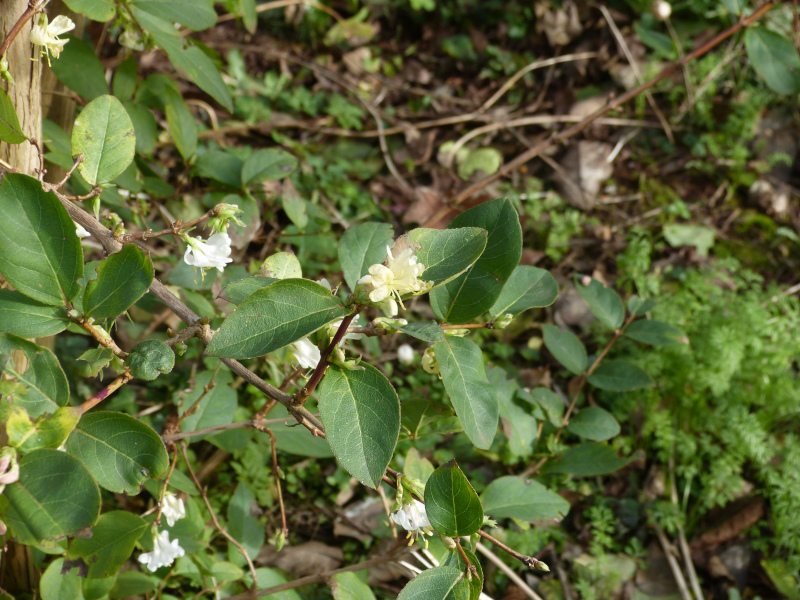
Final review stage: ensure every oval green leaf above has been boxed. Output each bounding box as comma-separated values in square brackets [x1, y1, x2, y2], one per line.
[206, 279, 348, 359]
[0, 173, 84, 305]
[0, 289, 69, 337]
[586, 360, 654, 391]
[125, 340, 174, 381]
[319, 364, 400, 488]
[482, 476, 570, 523]
[575, 276, 625, 330]
[434, 337, 498, 450]
[131, 0, 217, 31]
[261, 251, 302, 279]
[40, 558, 83, 600]
[339, 222, 394, 291]
[402, 227, 487, 290]
[489, 265, 558, 318]
[0, 449, 101, 545]
[566, 407, 620, 441]
[441, 547, 483, 600]
[396, 321, 445, 343]
[397, 566, 471, 600]
[0, 88, 26, 144]
[242, 148, 299, 185]
[84, 245, 154, 319]
[431, 198, 522, 323]
[332, 572, 377, 600]
[625, 319, 683, 346]
[542, 324, 587, 375]
[67, 511, 148, 579]
[425, 460, 483, 537]
[73, 95, 136, 185]
[50, 36, 109, 100]
[64, 0, 116, 21]
[541, 442, 634, 476]
[0, 333, 69, 418]
[65, 412, 169, 494]
[177, 370, 237, 435]
[744, 27, 800, 94]
[219, 276, 278, 305]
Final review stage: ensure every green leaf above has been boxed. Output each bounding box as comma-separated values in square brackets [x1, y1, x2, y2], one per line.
[404, 448, 434, 484]
[488, 366, 536, 459]
[541, 443, 634, 476]
[663, 224, 715, 256]
[194, 149, 243, 187]
[542, 324, 587, 375]
[319, 364, 400, 488]
[241, 0, 257, 33]
[482, 476, 570, 523]
[0, 88, 26, 144]
[125, 340, 175, 380]
[0, 289, 68, 337]
[523, 387, 564, 428]
[332, 572, 377, 600]
[261, 252, 302, 279]
[625, 319, 683, 345]
[338, 222, 395, 291]
[441, 547, 483, 600]
[68, 511, 148, 578]
[586, 360, 654, 391]
[227, 483, 265, 562]
[83, 576, 117, 600]
[178, 370, 238, 435]
[627, 296, 656, 316]
[66, 412, 169, 494]
[398, 566, 471, 600]
[745, 27, 800, 94]
[77, 347, 114, 378]
[489, 265, 558, 317]
[131, 0, 217, 30]
[403, 227, 488, 289]
[40, 558, 82, 600]
[396, 321, 445, 343]
[64, 0, 116, 21]
[574, 276, 625, 329]
[431, 199, 522, 323]
[268, 405, 333, 457]
[113, 55, 138, 103]
[125, 102, 157, 154]
[0, 173, 83, 305]
[219, 276, 278, 305]
[7, 406, 81, 452]
[0, 334, 69, 418]
[241, 148, 298, 185]
[72, 95, 136, 185]
[50, 36, 109, 100]
[164, 86, 197, 160]
[434, 337, 498, 450]
[84, 245, 154, 319]
[206, 279, 348, 359]
[401, 400, 458, 439]
[425, 460, 483, 537]
[0, 449, 100, 545]
[566, 407, 620, 441]
[109, 571, 157, 599]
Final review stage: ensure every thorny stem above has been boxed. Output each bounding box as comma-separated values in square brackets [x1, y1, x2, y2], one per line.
[293, 312, 357, 404]
[181, 443, 259, 591]
[0, 1, 43, 60]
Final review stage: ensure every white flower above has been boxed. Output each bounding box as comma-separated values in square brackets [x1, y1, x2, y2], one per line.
[161, 493, 185, 527]
[397, 344, 414, 365]
[358, 246, 428, 317]
[184, 232, 233, 273]
[652, 0, 672, 20]
[138, 530, 185, 572]
[292, 338, 320, 369]
[391, 500, 434, 547]
[75, 224, 90, 238]
[30, 14, 75, 65]
[119, 28, 145, 51]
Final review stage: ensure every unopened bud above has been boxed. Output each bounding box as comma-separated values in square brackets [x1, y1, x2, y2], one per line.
[174, 342, 187, 356]
[536, 560, 550, 572]
[580, 275, 592, 286]
[494, 313, 513, 329]
[444, 328, 469, 337]
[397, 344, 414, 365]
[440, 535, 457, 550]
[422, 347, 439, 375]
[652, 0, 671, 20]
[276, 531, 286, 552]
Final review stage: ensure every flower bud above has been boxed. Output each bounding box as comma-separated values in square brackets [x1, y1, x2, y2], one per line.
[276, 531, 286, 552]
[652, 0, 671, 20]
[422, 347, 439, 375]
[494, 313, 513, 329]
[440, 535, 457, 550]
[397, 344, 414, 365]
[208, 203, 246, 233]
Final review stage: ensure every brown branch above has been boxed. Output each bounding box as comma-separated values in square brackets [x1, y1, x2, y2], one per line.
[74, 318, 128, 358]
[477, 530, 548, 572]
[119, 208, 218, 243]
[454, 538, 478, 580]
[293, 313, 357, 404]
[79, 370, 134, 414]
[264, 429, 288, 540]
[435, 0, 781, 217]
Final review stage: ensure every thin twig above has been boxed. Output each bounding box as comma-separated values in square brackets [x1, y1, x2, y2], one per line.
[476, 530, 548, 572]
[79, 370, 134, 414]
[264, 429, 288, 539]
[652, 523, 694, 600]
[294, 313, 357, 403]
[441, 1, 779, 213]
[0, 0, 42, 60]
[454, 538, 479, 580]
[474, 542, 545, 600]
[181, 443, 260, 591]
[162, 416, 300, 441]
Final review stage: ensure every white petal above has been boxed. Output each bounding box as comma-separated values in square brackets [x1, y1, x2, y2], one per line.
[48, 15, 75, 36]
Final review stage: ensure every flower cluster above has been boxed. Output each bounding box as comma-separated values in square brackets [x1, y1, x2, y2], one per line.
[391, 499, 434, 548]
[358, 246, 428, 317]
[138, 493, 187, 571]
[30, 14, 75, 65]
